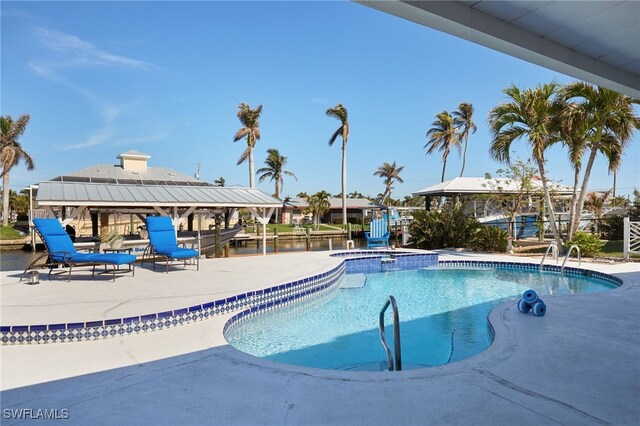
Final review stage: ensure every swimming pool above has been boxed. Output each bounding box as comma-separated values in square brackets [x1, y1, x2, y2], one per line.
[225, 264, 619, 371]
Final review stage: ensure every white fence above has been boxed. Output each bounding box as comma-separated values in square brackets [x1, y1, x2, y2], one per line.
[623, 217, 640, 260]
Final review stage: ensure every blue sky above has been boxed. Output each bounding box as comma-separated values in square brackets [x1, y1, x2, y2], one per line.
[2, 1, 638, 200]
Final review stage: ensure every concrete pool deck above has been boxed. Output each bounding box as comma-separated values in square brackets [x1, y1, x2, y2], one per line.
[1, 251, 639, 425]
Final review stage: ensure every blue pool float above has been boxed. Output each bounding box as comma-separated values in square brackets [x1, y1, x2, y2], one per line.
[532, 301, 546, 317]
[517, 299, 531, 313]
[522, 289, 538, 304]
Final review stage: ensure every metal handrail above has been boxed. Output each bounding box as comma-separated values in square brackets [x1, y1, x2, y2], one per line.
[379, 295, 402, 371]
[539, 241, 558, 268]
[560, 245, 581, 273]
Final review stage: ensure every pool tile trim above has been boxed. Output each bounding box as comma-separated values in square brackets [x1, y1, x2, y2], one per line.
[0, 262, 346, 346]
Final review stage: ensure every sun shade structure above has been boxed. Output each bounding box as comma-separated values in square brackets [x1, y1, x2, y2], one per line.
[29, 150, 282, 256]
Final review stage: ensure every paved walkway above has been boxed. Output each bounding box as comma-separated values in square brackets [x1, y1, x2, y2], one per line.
[1, 252, 639, 425]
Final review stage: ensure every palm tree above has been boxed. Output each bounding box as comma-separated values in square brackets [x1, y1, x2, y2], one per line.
[256, 148, 297, 199]
[1, 115, 34, 227]
[348, 191, 365, 199]
[373, 161, 405, 204]
[326, 103, 349, 225]
[425, 111, 461, 183]
[488, 83, 564, 248]
[214, 176, 226, 187]
[452, 102, 477, 177]
[233, 103, 263, 188]
[585, 190, 611, 235]
[559, 83, 639, 237]
[304, 190, 331, 227]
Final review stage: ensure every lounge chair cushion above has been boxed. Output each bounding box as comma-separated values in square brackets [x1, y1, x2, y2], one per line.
[146, 217, 178, 247]
[153, 246, 198, 260]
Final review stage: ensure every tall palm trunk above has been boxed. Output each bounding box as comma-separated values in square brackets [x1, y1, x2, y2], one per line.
[2, 173, 9, 226]
[341, 144, 347, 225]
[571, 128, 602, 236]
[459, 138, 469, 177]
[440, 158, 447, 183]
[612, 171, 616, 199]
[537, 159, 563, 248]
[567, 166, 581, 241]
[248, 149, 255, 188]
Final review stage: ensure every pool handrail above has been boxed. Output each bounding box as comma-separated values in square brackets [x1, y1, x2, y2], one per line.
[560, 245, 581, 274]
[379, 295, 402, 371]
[539, 241, 559, 268]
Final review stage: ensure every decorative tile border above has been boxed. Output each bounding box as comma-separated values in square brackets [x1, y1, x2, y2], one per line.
[1, 263, 346, 346]
[437, 260, 623, 287]
[1, 256, 622, 345]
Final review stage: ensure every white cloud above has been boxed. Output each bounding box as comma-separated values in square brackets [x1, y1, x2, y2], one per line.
[60, 127, 114, 151]
[33, 28, 156, 70]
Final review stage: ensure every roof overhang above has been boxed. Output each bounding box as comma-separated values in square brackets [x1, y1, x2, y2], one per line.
[413, 177, 575, 196]
[34, 181, 282, 209]
[356, 1, 640, 98]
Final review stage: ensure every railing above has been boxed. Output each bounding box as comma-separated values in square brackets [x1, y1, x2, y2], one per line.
[561, 245, 581, 274]
[624, 217, 640, 260]
[539, 241, 559, 268]
[379, 295, 402, 371]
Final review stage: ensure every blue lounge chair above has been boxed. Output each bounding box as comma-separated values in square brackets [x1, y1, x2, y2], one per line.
[23, 218, 136, 282]
[143, 216, 199, 272]
[365, 219, 390, 248]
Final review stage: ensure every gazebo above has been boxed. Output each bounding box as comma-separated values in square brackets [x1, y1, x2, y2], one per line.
[29, 150, 282, 256]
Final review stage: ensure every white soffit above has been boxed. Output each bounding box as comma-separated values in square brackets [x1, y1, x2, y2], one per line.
[356, 1, 640, 98]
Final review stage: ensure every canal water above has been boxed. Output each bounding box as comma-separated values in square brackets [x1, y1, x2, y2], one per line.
[0, 238, 367, 272]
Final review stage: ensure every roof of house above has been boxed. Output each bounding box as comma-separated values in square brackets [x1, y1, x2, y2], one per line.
[413, 177, 575, 196]
[283, 197, 385, 210]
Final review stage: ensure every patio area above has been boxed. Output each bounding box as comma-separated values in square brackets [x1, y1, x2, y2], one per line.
[1, 251, 639, 425]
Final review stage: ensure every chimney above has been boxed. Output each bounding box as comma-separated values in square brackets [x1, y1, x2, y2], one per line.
[117, 150, 151, 172]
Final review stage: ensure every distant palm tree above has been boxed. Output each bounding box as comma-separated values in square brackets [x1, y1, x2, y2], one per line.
[452, 102, 477, 177]
[373, 161, 405, 204]
[1, 114, 34, 226]
[489, 83, 563, 247]
[256, 148, 297, 199]
[559, 82, 639, 237]
[348, 191, 366, 199]
[326, 103, 349, 225]
[214, 176, 226, 187]
[304, 190, 331, 227]
[585, 190, 611, 235]
[611, 195, 628, 208]
[425, 111, 461, 183]
[233, 103, 263, 188]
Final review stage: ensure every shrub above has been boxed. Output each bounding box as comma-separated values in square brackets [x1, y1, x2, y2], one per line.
[565, 231, 604, 257]
[16, 213, 28, 221]
[470, 226, 508, 252]
[408, 207, 479, 249]
[600, 216, 623, 240]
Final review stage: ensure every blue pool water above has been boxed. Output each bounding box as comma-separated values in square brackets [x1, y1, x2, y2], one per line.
[225, 267, 618, 371]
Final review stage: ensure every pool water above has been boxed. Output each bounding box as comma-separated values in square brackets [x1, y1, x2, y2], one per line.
[225, 267, 617, 371]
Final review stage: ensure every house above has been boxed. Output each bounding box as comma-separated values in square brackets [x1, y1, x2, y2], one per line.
[280, 197, 386, 225]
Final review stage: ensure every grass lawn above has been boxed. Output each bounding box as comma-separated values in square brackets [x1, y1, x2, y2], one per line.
[0, 224, 25, 240]
[514, 240, 639, 259]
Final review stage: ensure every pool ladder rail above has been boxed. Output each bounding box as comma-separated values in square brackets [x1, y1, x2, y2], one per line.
[539, 241, 559, 268]
[379, 295, 402, 371]
[560, 245, 581, 274]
